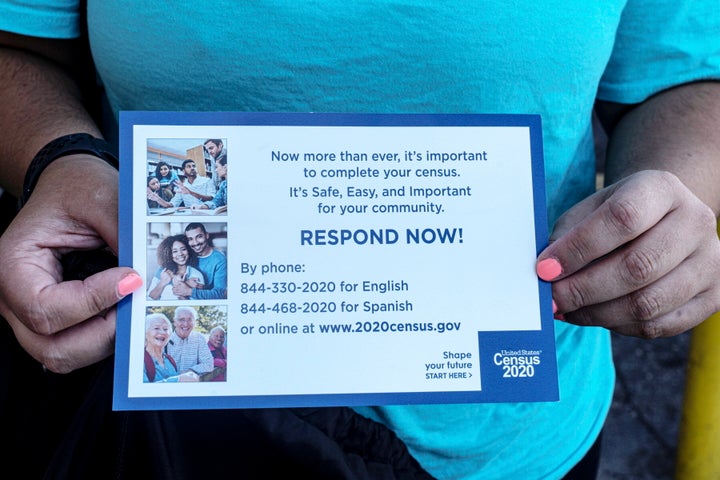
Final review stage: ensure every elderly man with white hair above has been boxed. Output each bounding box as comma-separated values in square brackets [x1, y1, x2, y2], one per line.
[166, 306, 214, 375]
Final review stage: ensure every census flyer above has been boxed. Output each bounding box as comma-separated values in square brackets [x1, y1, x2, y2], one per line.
[113, 112, 558, 410]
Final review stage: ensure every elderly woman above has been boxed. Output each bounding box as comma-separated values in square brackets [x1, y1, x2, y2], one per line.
[207, 326, 227, 382]
[147, 234, 204, 300]
[143, 313, 199, 383]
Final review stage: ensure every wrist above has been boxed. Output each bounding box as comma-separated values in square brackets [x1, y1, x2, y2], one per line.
[20, 133, 118, 208]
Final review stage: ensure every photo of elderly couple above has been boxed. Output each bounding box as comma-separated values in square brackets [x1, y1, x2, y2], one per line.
[144, 305, 228, 383]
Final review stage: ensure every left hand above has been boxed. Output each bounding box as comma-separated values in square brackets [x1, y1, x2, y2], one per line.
[536, 170, 720, 338]
[0, 156, 142, 372]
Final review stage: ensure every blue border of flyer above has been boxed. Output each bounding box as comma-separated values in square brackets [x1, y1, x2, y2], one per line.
[114, 112, 558, 410]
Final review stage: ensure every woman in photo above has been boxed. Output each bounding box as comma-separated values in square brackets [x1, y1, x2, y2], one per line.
[207, 326, 227, 382]
[193, 156, 227, 212]
[143, 313, 199, 383]
[146, 175, 173, 209]
[147, 234, 205, 300]
[154, 161, 180, 198]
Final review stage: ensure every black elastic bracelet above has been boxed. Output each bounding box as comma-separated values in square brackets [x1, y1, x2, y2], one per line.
[20, 133, 118, 208]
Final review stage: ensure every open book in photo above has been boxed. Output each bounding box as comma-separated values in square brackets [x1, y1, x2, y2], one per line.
[148, 206, 226, 216]
[148, 207, 178, 215]
[192, 205, 227, 215]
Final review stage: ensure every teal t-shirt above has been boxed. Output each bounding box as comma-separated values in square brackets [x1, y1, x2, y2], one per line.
[2, 1, 718, 478]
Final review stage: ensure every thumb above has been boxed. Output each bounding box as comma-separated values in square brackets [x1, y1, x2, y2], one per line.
[20, 267, 142, 335]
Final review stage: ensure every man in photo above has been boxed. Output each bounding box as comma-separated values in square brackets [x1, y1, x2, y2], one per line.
[204, 138, 226, 165]
[172, 222, 227, 300]
[169, 159, 216, 208]
[165, 306, 214, 376]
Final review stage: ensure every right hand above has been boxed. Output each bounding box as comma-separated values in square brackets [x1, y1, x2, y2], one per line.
[185, 277, 204, 289]
[179, 371, 200, 382]
[160, 269, 174, 286]
[0, 155, 142, 373]
[537, 170, 720, 338]
[174, 180, 189, 194]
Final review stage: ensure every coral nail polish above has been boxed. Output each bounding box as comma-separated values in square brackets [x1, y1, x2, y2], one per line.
[118, 273, 143, 296]
[537, 258, 562, 281]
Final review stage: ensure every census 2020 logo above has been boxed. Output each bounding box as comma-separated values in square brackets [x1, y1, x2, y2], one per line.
[492, 349, 542, 378]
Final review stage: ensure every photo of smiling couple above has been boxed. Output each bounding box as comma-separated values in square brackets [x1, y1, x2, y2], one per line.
[146, 222, 227, 301]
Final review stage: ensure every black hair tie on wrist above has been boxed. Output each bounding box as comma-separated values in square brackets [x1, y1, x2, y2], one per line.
[20, 133, 118, 208]
[20, 133, 120, 280]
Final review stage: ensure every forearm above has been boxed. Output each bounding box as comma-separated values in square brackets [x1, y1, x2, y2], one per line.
[148, 281, 168, 300]
[601, 81, 720, 215]
[0, 34, 144, 373]
[192, 286, 227, 300]
[199, 349, 214, 373]
[0, 36, 101, 197]
[156, 196, 173, 208]
[188, 189, 213, 201]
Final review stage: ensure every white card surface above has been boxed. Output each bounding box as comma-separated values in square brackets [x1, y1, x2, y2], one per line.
[113, 112, 558, 410]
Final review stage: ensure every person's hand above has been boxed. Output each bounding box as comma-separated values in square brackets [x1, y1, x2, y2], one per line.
[178, 371, 199, 382]
[536, 170, 720, 338]
[172, 280, 193, 298]
[174, 180, 189, 195]
[160, 269, 174, 285]
[185, 277, 204, 289]
[147, 191, 162, 202]
[0, 155, 143, 373]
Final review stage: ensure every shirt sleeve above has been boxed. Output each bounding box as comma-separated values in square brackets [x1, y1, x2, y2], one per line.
[193, 337, 214, 373]
[188, 267, 204, 284]
[169, 192, 183, 208]
[192, 252, 227, 300]
[203, 178, 217, 197]
[146, 276, 161, 300]
[598, 0, 720, 104]
[204, 183, 225, 209]
[0, 0, 83, 38]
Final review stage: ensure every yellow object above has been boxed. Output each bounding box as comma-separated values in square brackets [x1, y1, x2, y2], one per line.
[675, 286, 720, 476]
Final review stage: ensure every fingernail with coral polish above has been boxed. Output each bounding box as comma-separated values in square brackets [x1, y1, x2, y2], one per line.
[537, 258, 562, 281]
[552, 300, 564, 319]
[118, 273, 143, 296]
